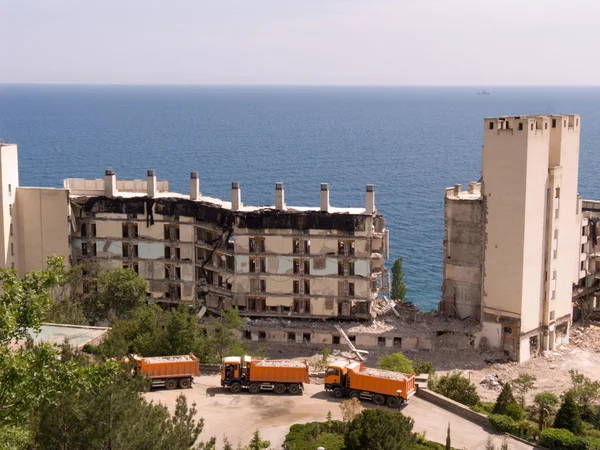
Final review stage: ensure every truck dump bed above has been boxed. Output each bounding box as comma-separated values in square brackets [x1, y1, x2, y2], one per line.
[248, 359, 310, 384]
[136, 354, 201, 379]
[348, 366, 415, 399]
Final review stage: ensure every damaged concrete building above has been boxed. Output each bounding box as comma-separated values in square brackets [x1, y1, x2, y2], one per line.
[0, 141, 389, 320]
[573, 200, 600, 320]
[440, 115, 584, 361]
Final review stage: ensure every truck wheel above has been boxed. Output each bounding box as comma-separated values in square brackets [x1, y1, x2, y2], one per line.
[230, 382, 242, 394]
[349, 390, 360, 400]
[287, 384, 300, 395]
[373, 394, 385, 405]
[179, 378, 191, 389]
[165, 379, 177, 390]
[386, 396, 400, 408]
[332, 387, 344, 399]
[274, 383, 287, 395]
[248, 383, 260, 394]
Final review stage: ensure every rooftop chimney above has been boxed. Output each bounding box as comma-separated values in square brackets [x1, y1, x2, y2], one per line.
[320, 183, 330, 212]
[147, 170, 157, 198]
[190, 172, 200, 200]
[366, 184, 375, 214]
[104, 168, 117, 197]
[453, 184, 462, 196]
[275, 182, 285, 210]
[231, 181, 241, 211]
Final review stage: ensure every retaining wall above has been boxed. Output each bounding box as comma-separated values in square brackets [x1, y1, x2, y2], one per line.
[416, 387, 489, 427]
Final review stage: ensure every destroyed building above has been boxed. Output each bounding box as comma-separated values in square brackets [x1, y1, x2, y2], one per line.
[573, 199, 600, 320]
[0, 142, 389, 320]
[440, 115, 584, 362]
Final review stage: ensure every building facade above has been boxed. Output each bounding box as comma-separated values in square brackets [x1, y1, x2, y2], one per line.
[440, 115, 583, 361]
[0, 142, 389, 321]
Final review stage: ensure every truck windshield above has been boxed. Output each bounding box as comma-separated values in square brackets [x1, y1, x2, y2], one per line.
[326, 368, 339, 377]
[224, 364, 235, 380]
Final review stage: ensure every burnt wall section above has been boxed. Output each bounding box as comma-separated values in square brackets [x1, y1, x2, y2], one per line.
[72, 196, 370, 232]
[238, 210, 368, 232]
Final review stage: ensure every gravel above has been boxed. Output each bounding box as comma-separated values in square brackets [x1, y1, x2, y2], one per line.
[142, 355, 196, 363]
[360, 367, 409, 380]
[253, 359, 307, 368]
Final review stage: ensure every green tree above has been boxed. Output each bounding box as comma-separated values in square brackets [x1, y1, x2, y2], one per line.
[568, 369, 600, 421]
[0, 255, 63, 345]
[97, 304, 168, 358]
[429, 372, 480, 408]
[32, 359, 215, 450]
[165, 306, 209, 357]
[391, 257, 407, 301]
[511, 373, 536, 408]
[445, 423, 451, 450]
[493, 383, 518, 415]
[533, 392, 559, 430]
[206, 308, 248, 362]
[554, 391, 583, 435]
[344, 409, 416, 450]
[246, 430, 270, 450]
[377, 352, 414, 374]
[412, 359, 435, 376]
[46, 262, 99, 325]
[96, 268, 147, 320]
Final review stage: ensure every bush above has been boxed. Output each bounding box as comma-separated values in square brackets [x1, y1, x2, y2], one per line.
[488, 414, 534, 440]
[413, 359, 435, 376]
[285, 421, 346, 450]
[472, 402, 495, 416]
[539, 428, 590, 450]
[505, 403, 526, 422]
[489, 414, 519, 435]
[344, 409, 416, 450]
[429, 372, 480, 407]
[377, 353, 414, 374]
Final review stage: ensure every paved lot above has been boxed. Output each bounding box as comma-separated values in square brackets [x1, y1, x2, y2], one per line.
[146, 375, 538, 450]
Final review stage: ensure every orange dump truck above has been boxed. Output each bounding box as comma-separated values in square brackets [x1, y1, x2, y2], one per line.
[325, 361, 416, 408]
[133, 354, 200, 390]
[221, 355, 309, 395]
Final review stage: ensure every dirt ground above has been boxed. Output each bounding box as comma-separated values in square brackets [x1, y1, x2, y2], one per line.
[146, 375, 537, 450]
[260, 324, 600, 404]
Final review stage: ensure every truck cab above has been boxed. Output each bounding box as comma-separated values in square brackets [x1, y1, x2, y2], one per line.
[221, 355, 250, 388]
[325, 361, 361, 392]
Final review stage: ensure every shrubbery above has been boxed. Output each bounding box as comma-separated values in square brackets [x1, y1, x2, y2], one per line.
[284, 420, 346, 450]
[539, 428, 593, 450]
[428, 372, 480, 407]
[488, 414, 535, 440]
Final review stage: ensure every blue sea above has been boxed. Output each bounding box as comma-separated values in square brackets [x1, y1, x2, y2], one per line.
[1, 85, 599, 311]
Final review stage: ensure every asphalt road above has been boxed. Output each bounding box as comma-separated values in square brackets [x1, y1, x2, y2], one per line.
[145, 375, 538, 450]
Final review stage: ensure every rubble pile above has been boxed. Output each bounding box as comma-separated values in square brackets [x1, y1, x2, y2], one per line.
[570, 325, 600, 352]
[479, 373, 509, 390]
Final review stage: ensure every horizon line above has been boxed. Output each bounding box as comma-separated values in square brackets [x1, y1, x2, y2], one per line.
[1, 83, 600, 88]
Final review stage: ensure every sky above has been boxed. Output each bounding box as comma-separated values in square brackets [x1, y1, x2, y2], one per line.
[1, 0, 599, 85]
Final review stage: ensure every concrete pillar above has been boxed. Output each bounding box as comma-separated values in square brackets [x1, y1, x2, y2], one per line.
[231, 182, 241, 211]
[453, 184, 462, 195]
[366, 184, 375, 214]
[275, 182, 285, 210]
[190, 172, 200, 200]
[104, 168, 117, 197]
[320, 183, 329, 212]
[147, 170, 157, 198]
